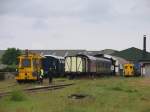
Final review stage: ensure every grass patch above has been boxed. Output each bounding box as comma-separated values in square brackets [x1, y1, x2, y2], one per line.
[1, 78, 150, 112]
[111, 86, 124, 91]
[110, 85, 138, 93]
[10, 89, 26, 101]
[65, 107, 87, 112]
[142, 108, 150, 112]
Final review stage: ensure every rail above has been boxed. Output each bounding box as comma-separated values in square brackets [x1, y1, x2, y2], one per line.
[0, 83, 74, 97]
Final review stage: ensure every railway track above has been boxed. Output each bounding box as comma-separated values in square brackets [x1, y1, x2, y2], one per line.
[0, 83, 74, 97]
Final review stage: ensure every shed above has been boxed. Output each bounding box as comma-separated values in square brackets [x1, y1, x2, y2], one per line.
[139, 60, 150, 77]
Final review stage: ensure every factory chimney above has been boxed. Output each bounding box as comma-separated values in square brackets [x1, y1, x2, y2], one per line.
[143, 35, 146, 53]
[142, 35, 147, 59]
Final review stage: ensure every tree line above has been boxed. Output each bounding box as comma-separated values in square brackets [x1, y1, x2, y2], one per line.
[0, 48, 22, 66]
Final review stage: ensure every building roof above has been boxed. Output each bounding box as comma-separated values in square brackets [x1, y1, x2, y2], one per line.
[112, 47, 150, 62]
[98, 49, 118, 55]
[0, 49, 117, 58]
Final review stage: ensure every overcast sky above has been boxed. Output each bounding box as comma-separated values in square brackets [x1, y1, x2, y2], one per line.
[0, 0, 150, 51]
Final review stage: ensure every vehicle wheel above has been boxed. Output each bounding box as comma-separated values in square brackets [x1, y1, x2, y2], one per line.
[17, 80, 23, 84]
[67, 74, 74, 80]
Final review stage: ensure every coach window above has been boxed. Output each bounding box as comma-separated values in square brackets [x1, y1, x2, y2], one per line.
[102, 63, 104, 67]
[100, 63, 102, 67]
[104, 63, 106, 68]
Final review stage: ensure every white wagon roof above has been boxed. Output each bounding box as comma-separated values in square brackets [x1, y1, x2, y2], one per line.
[44, 55, 64, 60]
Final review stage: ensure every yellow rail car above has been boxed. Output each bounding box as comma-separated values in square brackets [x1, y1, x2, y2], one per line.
[123, 64, 134, 77]
[15, 50, 43, 82]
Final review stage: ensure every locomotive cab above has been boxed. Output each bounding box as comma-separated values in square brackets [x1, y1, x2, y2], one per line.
[123, 64, 134, 76]
[15, 51, 43, 82]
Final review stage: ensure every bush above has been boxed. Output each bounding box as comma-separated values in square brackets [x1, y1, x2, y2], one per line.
[1, 48, 22, 65]
[111, 86, 123, 91]
[10, 89, 26, 101]
[0, 65, 17, 72]
[0, 73, 5, 80]
[5, 65, 17, 72]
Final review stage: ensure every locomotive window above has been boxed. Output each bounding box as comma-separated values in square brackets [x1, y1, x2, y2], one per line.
[21, 59, 31, 67]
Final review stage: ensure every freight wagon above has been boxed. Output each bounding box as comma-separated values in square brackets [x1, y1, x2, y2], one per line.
[65, 54, 113, 79]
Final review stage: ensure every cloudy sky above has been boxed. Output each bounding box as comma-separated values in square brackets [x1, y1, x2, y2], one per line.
[0, 0, 150, 51]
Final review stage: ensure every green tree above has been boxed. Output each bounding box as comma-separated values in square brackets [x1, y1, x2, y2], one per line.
[1, 48, 22, 65]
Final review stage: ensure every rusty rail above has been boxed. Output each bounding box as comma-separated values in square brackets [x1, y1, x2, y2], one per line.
[0, 83, 74, 97]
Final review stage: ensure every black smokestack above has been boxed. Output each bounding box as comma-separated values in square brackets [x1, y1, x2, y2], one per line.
[143, 35, 146, 53]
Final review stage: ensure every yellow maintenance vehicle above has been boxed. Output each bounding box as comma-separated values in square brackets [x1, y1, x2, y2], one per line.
[123, 64, 134, 77]
[15, 50, 43, 82]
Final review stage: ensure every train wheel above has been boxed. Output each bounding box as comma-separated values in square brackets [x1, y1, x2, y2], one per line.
[17, 80, 23, 84]
[67, 74, 74, 80]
